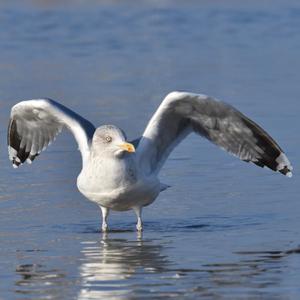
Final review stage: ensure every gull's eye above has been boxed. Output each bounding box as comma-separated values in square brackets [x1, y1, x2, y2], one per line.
[105, 135, 112, 143]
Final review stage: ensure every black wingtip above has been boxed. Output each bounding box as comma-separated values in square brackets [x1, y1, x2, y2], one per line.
[279, 166, 292, 177]
[255, 152, 293, 177]
[8, 118, 37, 167]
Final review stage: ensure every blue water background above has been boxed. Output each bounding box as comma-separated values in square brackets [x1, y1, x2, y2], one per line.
[0, 1, 299, 299]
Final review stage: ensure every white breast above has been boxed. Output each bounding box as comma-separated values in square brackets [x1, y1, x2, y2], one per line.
[77, 154, 161, 211]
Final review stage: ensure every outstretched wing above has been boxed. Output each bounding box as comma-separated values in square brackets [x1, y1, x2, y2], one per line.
[8, 98, 95, 168]
[137, 91, 293, 177]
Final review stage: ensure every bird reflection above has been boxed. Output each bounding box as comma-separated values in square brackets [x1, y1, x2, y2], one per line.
[14, 238, 300, 299]
[78, 233, 169, 300]
[14, 262, 66, 297]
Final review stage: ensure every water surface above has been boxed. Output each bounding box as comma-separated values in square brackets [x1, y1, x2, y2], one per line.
[0, 1, 299, 299]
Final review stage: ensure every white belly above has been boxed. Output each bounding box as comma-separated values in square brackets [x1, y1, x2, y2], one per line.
[76, 155, 161, 211]
[78, 176, 160, 211]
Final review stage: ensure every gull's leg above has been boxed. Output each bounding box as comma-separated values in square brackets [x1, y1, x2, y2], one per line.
[133, 206, 143, 232]
[100, 206, 109, 232]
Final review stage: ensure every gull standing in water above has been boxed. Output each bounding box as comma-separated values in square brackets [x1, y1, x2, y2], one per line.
[7, 91, 293, 232]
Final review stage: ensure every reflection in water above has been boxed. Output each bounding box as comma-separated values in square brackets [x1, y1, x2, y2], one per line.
[13, 238, 300, 299]
[78, 233, 300, 299]
[15, 262, 68, 298]
[78, 234, 169, 299]
[200, 247, 300, 296]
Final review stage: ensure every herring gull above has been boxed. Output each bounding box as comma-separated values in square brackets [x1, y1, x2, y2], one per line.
[7, 91, 293, 232]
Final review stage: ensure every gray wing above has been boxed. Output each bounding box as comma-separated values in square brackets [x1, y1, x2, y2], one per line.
[137, 91, 293, 177]
[8, 98, 95, 168]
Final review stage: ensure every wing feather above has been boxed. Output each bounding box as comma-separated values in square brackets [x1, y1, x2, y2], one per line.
[8, 98, 95, 168]
[137, 91, 293, 177]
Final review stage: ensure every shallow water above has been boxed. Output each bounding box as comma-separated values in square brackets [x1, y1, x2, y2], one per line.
[0, 0, 300, 299]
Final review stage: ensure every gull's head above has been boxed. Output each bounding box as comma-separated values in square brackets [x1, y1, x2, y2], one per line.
[92, 125, 135, 158]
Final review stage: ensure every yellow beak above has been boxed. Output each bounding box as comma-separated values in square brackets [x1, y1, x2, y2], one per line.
[119, 142, 135, 153]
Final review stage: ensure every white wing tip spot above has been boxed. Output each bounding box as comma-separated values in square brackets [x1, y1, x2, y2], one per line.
[276, 152, 293, 176]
